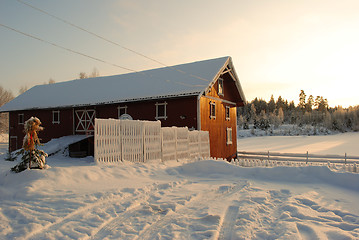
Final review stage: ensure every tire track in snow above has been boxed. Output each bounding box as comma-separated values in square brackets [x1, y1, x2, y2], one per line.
[25, 181, 186, 240]
[217, 204, 240, 240]
[88, 181, 187, 240]
[136, 181, 249, 240]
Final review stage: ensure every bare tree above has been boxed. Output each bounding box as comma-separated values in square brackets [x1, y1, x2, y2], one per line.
[0, 86, 14, 107]
[48, 78, 56, 84]
[89, 68, 99, 78]
[79, 72, 88, 79]
[79, 68, 100, 79]
[0, 86, 14, 133]
[19, 85, 28, 95]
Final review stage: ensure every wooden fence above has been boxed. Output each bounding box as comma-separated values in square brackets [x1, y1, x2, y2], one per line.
[237, 151, 359, 173]
[94, 118, 210, 163]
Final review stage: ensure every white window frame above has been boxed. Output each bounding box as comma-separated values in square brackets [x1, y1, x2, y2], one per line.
[218, 78, 224, 96]
[155, 102, 167, 120]
[225, 106, 230, 121]
[118, 105, 128, 118]
[52, 110, 60, 124]
[18, 113, 24, 125]
[226, 127, 233, 145]
[210, 101, 216, 119]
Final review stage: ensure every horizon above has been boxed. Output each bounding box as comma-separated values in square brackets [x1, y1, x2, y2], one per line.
[1, 0, 358, 108]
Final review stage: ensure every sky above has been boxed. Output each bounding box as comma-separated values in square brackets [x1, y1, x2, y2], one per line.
[0, 0, 358, 108]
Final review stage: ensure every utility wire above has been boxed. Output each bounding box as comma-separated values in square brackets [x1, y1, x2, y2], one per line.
[0, 23, 203, 88]
[0, 23, 137, 72]
[16, 0, 210, 82]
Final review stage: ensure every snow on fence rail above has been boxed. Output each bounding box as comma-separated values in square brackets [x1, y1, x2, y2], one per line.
[95, 118, 210, 163]
[236, 151, 359, 173]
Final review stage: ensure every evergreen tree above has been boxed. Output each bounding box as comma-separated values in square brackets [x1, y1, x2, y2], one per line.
[236, 90, 359, 134]
[268, 95, 276, 113]
[315, 96, 328, 112]
[276, 96, 285, 113]
[306, 95, 314, 112]
[249, 104, 257, 124]
[298, 90, 306, 111]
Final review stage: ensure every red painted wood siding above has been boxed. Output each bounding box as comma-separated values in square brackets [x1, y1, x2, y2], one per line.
[9, 109, 74, 151]
[8, 96, 198, 152]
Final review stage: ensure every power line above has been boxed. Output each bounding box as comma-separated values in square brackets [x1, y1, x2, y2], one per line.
[16, 0, 210, 82]
[0, 23, 137, 72]
[0, 23, 203, 89]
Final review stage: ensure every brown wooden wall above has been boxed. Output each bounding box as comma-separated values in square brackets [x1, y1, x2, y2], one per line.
[95, 96, 198, 129]
[8, 96, 198, 152]
[199, 97, 237, 160]
[199, 72, 241, 160]
[9, 109, 74, 151]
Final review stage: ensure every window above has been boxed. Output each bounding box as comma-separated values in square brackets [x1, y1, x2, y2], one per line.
[225, 106, 230, 121]
[210, 101, 216, 119]
[226, 127, 233, 145]
[118, 105, 128, 118]
[218, 78, 224, 96]
[52, 110, 60, 124]
[18, 113, 24, 125]
[155, 102, 167, 120]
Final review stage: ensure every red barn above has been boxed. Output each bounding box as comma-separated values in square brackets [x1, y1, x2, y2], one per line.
[0, 56, 246, 160]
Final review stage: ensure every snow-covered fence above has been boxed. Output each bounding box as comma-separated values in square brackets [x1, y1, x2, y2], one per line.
[176, 127, 190, 161]
[121, 120, 144, 163]
[189, 131, 201, 159]
[161, 127, 177, 162]
[94, 119, 121, 162]
[95, 119, 161, 163]
[236, 151, 359, 173]
[95, 118, 209, 163]
[189, 130, 210, 159]
[143, 121, 162, 162]
[199, 131, 210, 158]
[161, 127, 194, 162]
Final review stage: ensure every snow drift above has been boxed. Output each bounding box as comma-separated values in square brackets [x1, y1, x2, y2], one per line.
[0, 133, 359, 239]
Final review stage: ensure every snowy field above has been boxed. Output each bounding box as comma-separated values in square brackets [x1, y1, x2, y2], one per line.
[0, 133, 359, 239]
[238, 132, 359, 156]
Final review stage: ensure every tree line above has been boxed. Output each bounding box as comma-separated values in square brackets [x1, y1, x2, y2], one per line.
[238, 90, 359, 132]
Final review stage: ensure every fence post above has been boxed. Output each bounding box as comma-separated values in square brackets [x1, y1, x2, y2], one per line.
[345, 153, 347, 165]
[306, 151, 308, 164]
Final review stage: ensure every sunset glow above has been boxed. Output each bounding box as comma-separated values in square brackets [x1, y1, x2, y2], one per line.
[1, 0, 358, 107]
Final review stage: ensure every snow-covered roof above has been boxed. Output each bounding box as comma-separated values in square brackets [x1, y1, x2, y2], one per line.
[0, 56, 242, 112]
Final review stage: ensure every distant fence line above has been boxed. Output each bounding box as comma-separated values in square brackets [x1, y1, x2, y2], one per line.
[236, 151, 359, 173]
[94, 118, 210, 163]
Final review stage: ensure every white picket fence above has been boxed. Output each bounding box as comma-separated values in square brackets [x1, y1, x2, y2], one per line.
[94, 118, 210, 163]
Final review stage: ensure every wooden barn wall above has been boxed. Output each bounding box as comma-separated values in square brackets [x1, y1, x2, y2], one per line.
[200, 74, 241, 160]
[9, 108, 74, 151]
[207, 71, 244, 105]
[95, 96, 198, 129]
[200, 97, 237, 160]
[8, 96, 198, 152]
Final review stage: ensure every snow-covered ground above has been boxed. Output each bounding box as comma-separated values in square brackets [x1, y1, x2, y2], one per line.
[238, 132, 359, 156]
[0, 133, 359, 239]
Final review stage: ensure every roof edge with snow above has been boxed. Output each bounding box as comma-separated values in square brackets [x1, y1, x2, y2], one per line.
[0, 56, 245, 112]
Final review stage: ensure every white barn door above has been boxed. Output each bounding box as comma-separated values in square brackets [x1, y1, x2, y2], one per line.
[75, 109, 96, 134]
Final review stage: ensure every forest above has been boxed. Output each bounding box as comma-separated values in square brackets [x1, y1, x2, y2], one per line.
[237, 90, 359, 134]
